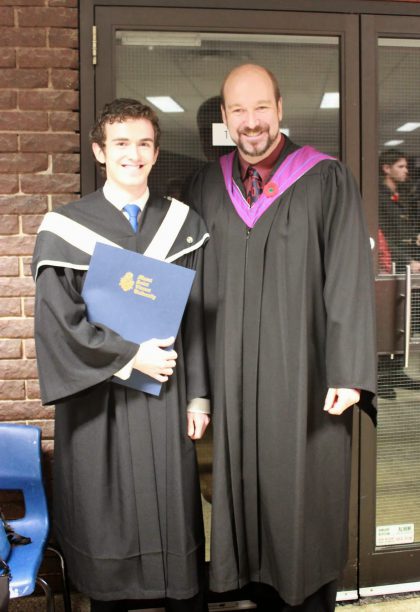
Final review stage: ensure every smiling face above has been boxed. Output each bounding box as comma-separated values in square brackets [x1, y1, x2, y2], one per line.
[221, 65, 283, 164]
[92, 117, 159, 199]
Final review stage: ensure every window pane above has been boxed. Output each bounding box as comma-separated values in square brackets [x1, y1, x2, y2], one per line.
[376, 38, 420, 547]
[115, 31, 340, 198]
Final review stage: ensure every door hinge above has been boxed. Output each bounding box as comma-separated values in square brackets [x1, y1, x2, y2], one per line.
[92, 25, 97, 65]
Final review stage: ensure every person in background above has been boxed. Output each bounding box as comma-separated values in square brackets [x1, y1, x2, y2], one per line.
[378, 148, 420, 274]
[378, 149, 420, 399]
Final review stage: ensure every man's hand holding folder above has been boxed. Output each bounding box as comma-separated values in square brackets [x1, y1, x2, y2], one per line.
[134, 336, 177, 382]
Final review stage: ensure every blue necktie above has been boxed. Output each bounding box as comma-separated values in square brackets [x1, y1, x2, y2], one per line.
[246, 166, 263, 206]
[123, 204, 140, 232]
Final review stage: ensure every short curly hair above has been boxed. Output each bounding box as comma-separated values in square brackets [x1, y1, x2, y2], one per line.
[89, 98, 161, 150]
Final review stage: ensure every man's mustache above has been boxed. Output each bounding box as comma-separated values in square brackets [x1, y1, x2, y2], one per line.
[239, 126, 268, 137]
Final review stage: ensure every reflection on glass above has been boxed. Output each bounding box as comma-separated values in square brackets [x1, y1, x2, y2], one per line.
[376, 38, 420, 547]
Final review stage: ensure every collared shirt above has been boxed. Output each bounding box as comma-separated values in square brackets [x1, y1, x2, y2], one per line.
[103, 181, 150, 224]
[238, 135, 286, 194]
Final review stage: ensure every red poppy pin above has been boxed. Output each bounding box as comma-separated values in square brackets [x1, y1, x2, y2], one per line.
[391, 192, 399, 202]
[263, 182, 279, 197]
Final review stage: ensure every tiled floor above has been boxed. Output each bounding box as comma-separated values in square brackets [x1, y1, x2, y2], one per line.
[7, 592, 420, 611]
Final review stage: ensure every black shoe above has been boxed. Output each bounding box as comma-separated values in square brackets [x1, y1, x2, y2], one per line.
[393, 372, 420, 390]
[378, 386, 397, 400]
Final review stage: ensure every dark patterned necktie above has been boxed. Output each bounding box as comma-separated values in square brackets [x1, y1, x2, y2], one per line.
[123, 204, 140, 232]
[246, 166, 263, 206]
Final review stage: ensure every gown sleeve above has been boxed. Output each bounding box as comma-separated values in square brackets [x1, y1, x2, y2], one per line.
[34, 265, 139, 405]
[322, 161, 377, 424]
[179, 243, 210, 405]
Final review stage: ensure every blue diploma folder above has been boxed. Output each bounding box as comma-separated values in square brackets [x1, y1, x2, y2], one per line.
[82, 242, 196, 396]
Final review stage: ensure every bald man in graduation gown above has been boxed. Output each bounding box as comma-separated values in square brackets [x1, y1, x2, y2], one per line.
[188, 65, 376, 610]
[32, 99, 210, 612]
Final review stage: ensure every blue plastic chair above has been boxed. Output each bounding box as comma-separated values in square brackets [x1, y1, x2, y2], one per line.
[0, 424, 71, 611]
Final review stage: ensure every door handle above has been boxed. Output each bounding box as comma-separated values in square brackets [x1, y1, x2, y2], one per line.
[404, 264, 412, 368]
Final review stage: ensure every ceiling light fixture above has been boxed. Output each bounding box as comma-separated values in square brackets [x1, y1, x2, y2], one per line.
[396, 122, 420, 132]
[320, 92, 340, 109]
[146, 96, 184, 113]
[384, 140, 404, 147]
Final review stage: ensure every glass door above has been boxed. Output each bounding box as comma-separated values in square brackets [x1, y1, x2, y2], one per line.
[360, 14, 420, 595]
[88, 5, 360, 601]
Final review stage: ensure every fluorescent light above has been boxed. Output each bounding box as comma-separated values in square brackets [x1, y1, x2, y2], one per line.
[281, 128, 290, 137]
[320, 92, 340, 109]
[117, 31, 201, 47]
[384, 140, 404, 147]
[146, 96, 184, 113]
[397, 122, 420, 132]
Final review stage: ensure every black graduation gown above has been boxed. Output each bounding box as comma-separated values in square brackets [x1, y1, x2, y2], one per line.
[32, 190, 209, 601]
[188, 139, 376, 606]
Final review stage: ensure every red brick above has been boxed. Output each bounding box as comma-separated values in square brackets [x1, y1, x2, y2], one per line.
[0, 319, 33, 338]
[0, 297, 21, 316]
[0, 111, 48, 131]
[49, 27, 78, 48]
[22, 257, 33, 277]
[51, 68, 79, 89]
[21, 173, 80, 194]
[51, 193, 78, 207]
[0, 90, 16, 109]
[0, 359, 38, 379]
[52, 153, 79, 173]
[0, 8, 13, 26]
[0, 257, 19, 276]
[0, 1, 45, 5]
[0, 68, 48, 88]
[23, 297, 35, 316]
[0, 381, 25, 401]
[0, 401, 52, 421]
[37, 420, 54, 440]
[17, 7, 77, 27]
[0, 235, 36, 256]
[24, 338, 35, 358]
[49, 110, 79, 131]
[0, 26, 46, 46]
[0, 277, 35, 297]
[0, 48, 15, 67]
[26, 379, 40, 399]
[0, 134, 17, 152]
[0, 153, 48, 173]
[0, 175, 18, 194]
[20, 132, 79, 152]
[19, 89, 78, 110]
[49, 0, 77, 7]
[19, 47, 78, 69]
[0, 195, 48, 214]
[0, 340, 23, 367]
[0, 215, 19, 234]
[22, 214, 43, 234]
[0, 299, 21, 316]
[22, 257, 33, 278]
[0, 340, 22, 359]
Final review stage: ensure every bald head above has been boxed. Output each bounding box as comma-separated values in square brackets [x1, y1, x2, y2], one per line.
[220, 64, 281, 109]
[220, 63, 283, 163]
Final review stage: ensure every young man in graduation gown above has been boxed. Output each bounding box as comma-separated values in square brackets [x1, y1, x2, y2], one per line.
[187, 64, 377, 611]
[32, 99, 210, 612]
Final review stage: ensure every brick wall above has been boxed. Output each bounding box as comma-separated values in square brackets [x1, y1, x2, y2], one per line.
[0, 0, 80, 509]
